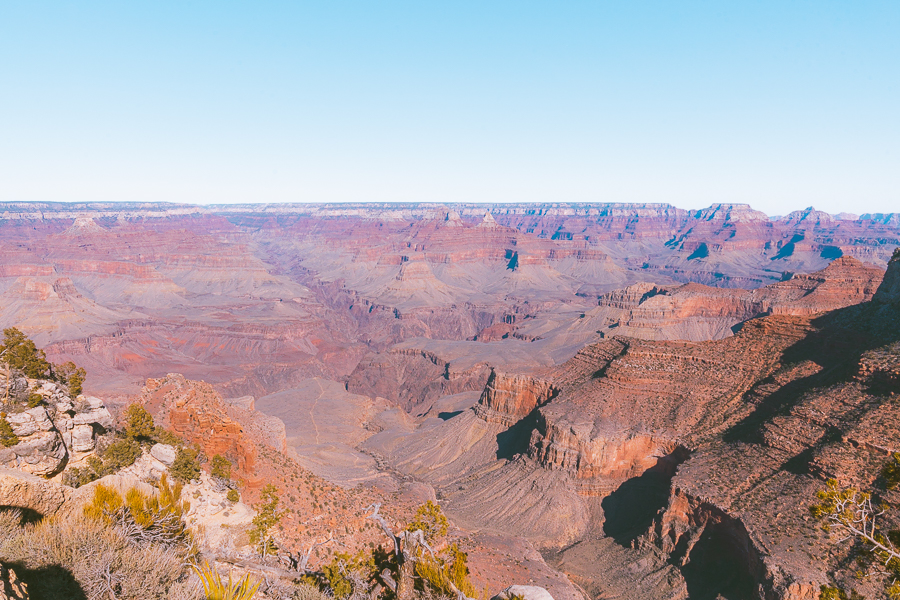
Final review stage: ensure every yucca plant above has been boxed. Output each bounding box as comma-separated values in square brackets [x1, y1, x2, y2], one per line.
[192, 561, 260, 600]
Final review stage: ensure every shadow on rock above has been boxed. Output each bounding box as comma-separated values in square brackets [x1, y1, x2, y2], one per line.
[8, 562, 86, 600]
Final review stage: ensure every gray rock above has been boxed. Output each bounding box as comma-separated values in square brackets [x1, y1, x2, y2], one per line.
[71, 424, 95, 452]
[492, 586, 555, 600]
[10, 431, 67, 476]
[0, 466, 71, 516]
[73, 406, 113, 430]
[53, 396, 74, 413]
[150, 443, 177, 466]
[24, 407, 54, 432]
[6, 413, 38, 437]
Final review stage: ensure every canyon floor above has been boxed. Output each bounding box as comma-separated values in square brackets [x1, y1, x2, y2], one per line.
[2, 201, 900, 599]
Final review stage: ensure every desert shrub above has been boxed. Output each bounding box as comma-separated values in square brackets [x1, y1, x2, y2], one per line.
[26, 392, 44, 408]
[415, 543, 478, 599]
[227, 489, 240, 503]
[819, 585, 865, 600]
[103, 438, 142, 470]
[211, 454, 232, 480]
[57, 361, 87, 396]
[0, 414, 18, 447]
[0, 510, 197, 600]
[124, 403, 156, 441]
[0, 327, 52, 379]
[154, 425, 183, 446]
[291, 583, 332, 600]
[171, 446, 202, 483]
[84, 474, 192, 547]
[249, 484, 282, 557]
[192, 561, 260, 600]
[63, 464, 100, 488]
[406, 500, 449, 543]
[883, 453, 900, 489]
[322, 550, 374, 599]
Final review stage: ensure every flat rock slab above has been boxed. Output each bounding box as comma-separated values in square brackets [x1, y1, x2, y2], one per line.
[0, 466, 70, 516]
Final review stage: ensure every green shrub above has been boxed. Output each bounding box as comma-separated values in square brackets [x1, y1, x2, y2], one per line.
[819, 585, 864, 600]
[211, 454, 232, 480]
[0, 327, 52, 379]
[56, 361, 86, 396]
[170, 446, 202, 483]
[124, 403, 156, 441]
[26, 392, 44, 408]
[226, 489, 240, 503]
[154, 425, 183, 446]
[249, 484, 281, 557]
[102, 438, 142, 472]
[0, 415, 18, 448]
[321, 550, 374, 599]
[62, 465, 99, 488]
[405, 500, 449, 542]
[63, 439, 141, 486]
[883, 453, 900, 489]
[415, 543, 479, 599]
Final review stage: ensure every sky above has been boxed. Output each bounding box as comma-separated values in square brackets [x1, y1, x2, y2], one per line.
[0, 2, 898, 215]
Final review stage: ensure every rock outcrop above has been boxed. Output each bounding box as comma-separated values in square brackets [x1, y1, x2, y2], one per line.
[874, 249, 900, 303]
[0, 466, 70, 515]
[0, 380, 112, 476]
[138, 374, 259, 479]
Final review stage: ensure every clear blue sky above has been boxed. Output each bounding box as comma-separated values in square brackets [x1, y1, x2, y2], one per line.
[1, 1, 898, 215]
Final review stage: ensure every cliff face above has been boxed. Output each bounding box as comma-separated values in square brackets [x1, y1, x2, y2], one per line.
[138, 374, 260, 479]
[874, 249, 900, 303]
[473, 371, 557, 427]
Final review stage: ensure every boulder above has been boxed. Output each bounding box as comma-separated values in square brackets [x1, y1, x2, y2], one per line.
[70, 424, 95, 452]
[0, 466, 70, 515]
[492, 586, 555, 600]
[150, 443, 177, 466]
[7, 431, 67, 476]
[73, 404, 113, 430]
[5, 413, 37, 438]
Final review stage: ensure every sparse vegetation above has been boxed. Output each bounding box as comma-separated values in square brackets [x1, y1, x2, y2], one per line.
[883, 453, 900, 490]
[0, 507, 200, 600]
[192, 561, 260, 600]
[170, 446, 202, 483]
[26, 391, 44, 407]
[250, 484, 282, 557]
[211, 454, 233, 480]
[1, 327, 53, 379]
[84, 473, 192, 547]
[810, 475, 900, 599]
[124, 403, 157, 441]
[57, 360, 87, 396]
[0, 414, 18, 447]
[227, 489, 240, 503]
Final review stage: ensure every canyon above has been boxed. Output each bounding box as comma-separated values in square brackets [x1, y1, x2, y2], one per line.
[2, 201, 900, 599]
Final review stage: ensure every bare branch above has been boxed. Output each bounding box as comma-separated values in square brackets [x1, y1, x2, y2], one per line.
[366, 503, 400, 556]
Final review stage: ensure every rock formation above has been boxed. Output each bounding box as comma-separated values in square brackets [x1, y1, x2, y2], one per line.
[0, 379, 112, 476]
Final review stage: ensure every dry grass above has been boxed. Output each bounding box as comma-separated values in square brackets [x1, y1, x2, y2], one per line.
[0, 508, 202, 600]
